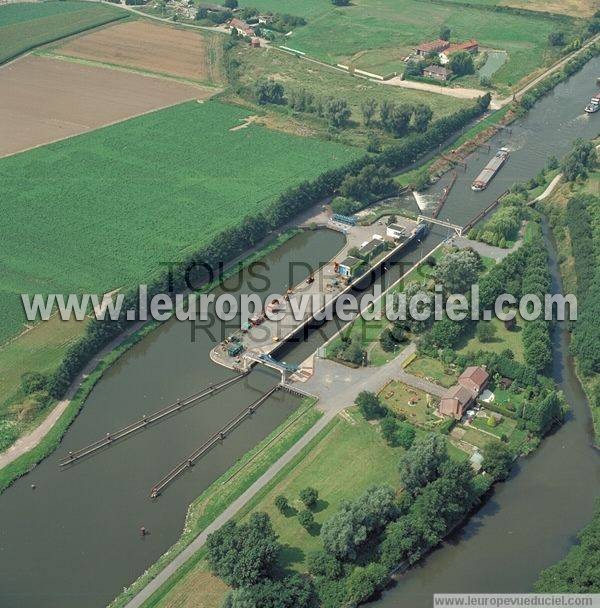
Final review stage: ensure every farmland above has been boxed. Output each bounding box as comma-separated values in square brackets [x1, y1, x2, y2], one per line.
[0, 99, 360, 342]
[53, 20, 225, 84]
[0, 54, 215, 158]
[240, 0, 577, 86]
[437, 0, 596, 18]
[0, 1, 126, 64]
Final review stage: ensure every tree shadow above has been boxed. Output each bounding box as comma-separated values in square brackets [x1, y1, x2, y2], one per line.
[312, 498, 329, 514]
[282, 505, 298, 518]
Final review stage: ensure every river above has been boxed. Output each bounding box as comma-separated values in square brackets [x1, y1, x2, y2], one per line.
[1, 58, 600, 608]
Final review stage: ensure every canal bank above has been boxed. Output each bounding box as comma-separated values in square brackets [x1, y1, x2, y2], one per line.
[1, 58, 600, 608]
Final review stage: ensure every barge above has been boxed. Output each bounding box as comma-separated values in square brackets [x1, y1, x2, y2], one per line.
[585, 93, 600, 114]
[471, 147, 510, 191]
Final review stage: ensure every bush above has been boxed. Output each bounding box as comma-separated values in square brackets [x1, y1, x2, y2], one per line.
[298, 509, 315, 530]
[476, 322, 497, 343]
[355, 391, 386, 420]
[345, 563, 388, 605]
[274, 495, 289, 514]
[307, 550, 343, 580]
[299, 487, 318, 509]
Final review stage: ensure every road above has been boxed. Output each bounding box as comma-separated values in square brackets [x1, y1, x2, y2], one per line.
[123, 342, 422, 608]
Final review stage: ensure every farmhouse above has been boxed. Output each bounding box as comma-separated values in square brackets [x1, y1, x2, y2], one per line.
[414, 39, 450, 56]
[423, 65, 451, 81]
[439, 366, 489, 419]
[229, 18, 255, 36]
[439, 39, 479, 64]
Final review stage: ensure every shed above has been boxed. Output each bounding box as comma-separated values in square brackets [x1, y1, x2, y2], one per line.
[386, 223, 406, 240]
[423, 65, 451, 81]
[337, 256, 363, 278]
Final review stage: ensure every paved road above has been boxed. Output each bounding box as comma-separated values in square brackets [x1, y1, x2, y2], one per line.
[452, 235, 519, 261]
[123, 342, 437, 608]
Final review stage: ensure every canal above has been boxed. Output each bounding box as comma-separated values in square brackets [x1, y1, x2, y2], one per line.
[1, 58, 600, 608]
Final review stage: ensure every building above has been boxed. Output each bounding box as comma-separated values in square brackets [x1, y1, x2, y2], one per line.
[229, 18, 255, 36]
[386, 223, 406, 240]
[414, 39, 450, 56]
[459, 366, 489, 395]
[439, 384, 475, 419]
[439, 39, 479, 64]
[337, 256, 363, 278]
[438, 366, 489, 419]
[358, 236, 385, 261]
[423, 65, 451, 81]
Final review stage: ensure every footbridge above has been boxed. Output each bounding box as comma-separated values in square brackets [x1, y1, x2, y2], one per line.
[417, 215, 464, 236]
[242, 351, 299, 381]
[58, 373, 247, 466]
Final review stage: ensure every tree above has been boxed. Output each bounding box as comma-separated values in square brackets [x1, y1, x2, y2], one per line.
[275, 495, 289, 514]
[380, 415, 398, 446]
[325, 98, 351, 128]
[380, 328, 398, 352]
[412, 103, 433, 133]
[21, 372, 48, 395]
[476, 321, 497, 343]
[298, 509, 315, 530]
[206, 512, 279, 587]
[412, 168, 430, 191]
[321, 485, 398, 561]
[384, 103, 414, 137]
[435, 249, 481, 293]
[548, 31, 566, 46]
[399, 434, 448, 497]
[523, 321, 552, 372]
[396, 421, 416, 450]
[345, 563, 388, 605]
[223, 0, 238, 7]
[254, 78, 285, 105]
[299, 487, 319, 509]
[306, 550, 343, 579]
[332, 0, 350, 4]
[360, 98, 378, 126]
[224, 574, 314, 608]
[355, 391, 386, 420]
[449, 51, 475, 76]
[482, 441, 513, 481]
[562, 139, 597, 182]
[439, 25, 451, 41]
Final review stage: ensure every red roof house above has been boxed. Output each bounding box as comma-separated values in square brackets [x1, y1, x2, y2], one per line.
[458, 366, 489, 396]
[414, 39, 450, 56]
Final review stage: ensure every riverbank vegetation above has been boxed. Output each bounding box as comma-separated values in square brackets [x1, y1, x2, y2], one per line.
[536, 138, 599, 437]
[535, 502, 600, 592]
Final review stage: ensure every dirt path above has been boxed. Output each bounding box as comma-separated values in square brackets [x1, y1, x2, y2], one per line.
[0, 321, 143, 469]
[381, 76, 488, 102]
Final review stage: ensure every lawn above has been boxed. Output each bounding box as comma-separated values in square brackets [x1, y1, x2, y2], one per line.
[406, 355, 459, 388]
[457, 316, 525, 361]
[0, 1, 127, 64]
[240, 0, 576, 87]
[470, 411, 517, 439]
[380, 380, 439, 427]
[455, 424, 499, 449]
[0, 99, 360, 342]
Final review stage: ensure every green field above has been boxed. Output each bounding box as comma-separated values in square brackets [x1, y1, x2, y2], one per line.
[0, 100, 359, 342]
[242, 0, 574, 86]
[457, 316, 525, 361]
[0, 1, 127, 64]
[235, 46, 470, 146]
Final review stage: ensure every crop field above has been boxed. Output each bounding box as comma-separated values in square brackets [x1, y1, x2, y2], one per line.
[0, 55, 215, 158]
[54, 20, 224, 84]
[0, 100, 359, 342]
[438, 0, 596, 18]
[241, 0, 576, 85]
[0, 1, 126, 64]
